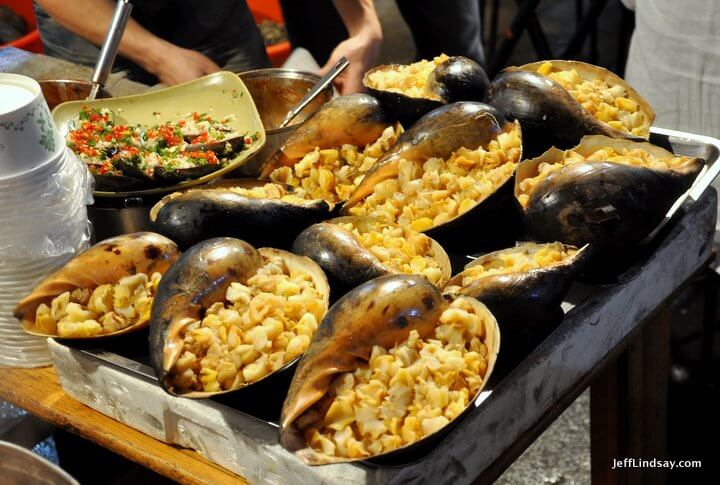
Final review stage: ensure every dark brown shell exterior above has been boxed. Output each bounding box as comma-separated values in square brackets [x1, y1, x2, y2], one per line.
[148, 238, 330, 398]
[516, 136, 704, 260]
[279, 275, 444, 452]
[485, 60, 655, 158]
[364, 56, 489, 126]
[343, 102, 523, 250]
[444, 242, 588, 358]
[259, 93, 392, 177]
[149, 179, 332, 250]
[292, 216, 451, 298]
[279, 274, 500, 464]
[14, 232, 180, 338]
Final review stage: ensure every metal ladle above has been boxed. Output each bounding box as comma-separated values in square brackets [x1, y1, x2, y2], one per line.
[88, 0, 133, 100]
[277, 56, 349, 128]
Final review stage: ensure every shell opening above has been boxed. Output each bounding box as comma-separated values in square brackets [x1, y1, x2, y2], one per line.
[331, 217, 449, 286]
[345, 122, 521, 232]
[32, 273, 161, 338]
[267, 125, 402, 207]
[163, 250, 328, 395]
[445, 242, 579, 292]
[156, 181, 318, 211]
[516, 139, 697, 209]
[364, 55, 450, 100]
[533, 61, 649, 138]
[15, 232, 180, 338]
[292, 296, 496, 463]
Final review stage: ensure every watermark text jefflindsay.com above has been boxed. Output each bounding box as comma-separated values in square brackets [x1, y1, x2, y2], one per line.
[612, 458, 702, 470]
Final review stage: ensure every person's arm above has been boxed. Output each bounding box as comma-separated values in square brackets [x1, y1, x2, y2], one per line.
[321, 0, 383, 94]
[36, 0, 220, 85]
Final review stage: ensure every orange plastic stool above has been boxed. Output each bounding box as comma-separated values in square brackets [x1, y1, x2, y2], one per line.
[247, 0, 291, 67]
[0, 0, 44, 53]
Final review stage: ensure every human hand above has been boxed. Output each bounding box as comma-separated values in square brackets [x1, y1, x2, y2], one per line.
[147, 44, 221, 86]
[321, 31, 381, 94]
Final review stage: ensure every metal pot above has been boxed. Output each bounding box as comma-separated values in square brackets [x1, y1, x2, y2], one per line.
[0, 441, 79, 485]
[39, 79, 111, 110]
[235, 68, 334, 176]
[88, 193, 162, 242]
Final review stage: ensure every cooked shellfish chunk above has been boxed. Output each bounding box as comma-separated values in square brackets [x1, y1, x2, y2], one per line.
[269, 125, 401, 205]
[347, 125, 521, 231]
[165, 252, 326, 393]
[304, 296, 493, 459]
[36, 272, 162, 338]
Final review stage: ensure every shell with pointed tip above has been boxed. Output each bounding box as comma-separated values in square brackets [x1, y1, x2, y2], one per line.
[14, 232, 180, 338]
[343, 102, 523, 250]
[444, 242, 587, 354]
[149, 179, 332, 250]
[363, 56, 490, 125]
[279, 273, 499, 464]
[259, 93, 392, 178]
[149, 238, 330, 398]
[515, 136, 703, 267]
[486, 60, 655, 158]
[292, 216, 451, 298]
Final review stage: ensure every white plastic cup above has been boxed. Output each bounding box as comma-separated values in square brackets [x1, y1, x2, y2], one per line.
[0, 73, 65, 179]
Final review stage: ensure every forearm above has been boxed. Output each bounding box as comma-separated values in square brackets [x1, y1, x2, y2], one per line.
[332, 0, 382, 40]
[36, 0, 167, 73]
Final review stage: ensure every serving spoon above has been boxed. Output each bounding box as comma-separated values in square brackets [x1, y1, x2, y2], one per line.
[188, 57, 348, 155]
[88, 0, 133, 100]
[277, 56, 349, 129]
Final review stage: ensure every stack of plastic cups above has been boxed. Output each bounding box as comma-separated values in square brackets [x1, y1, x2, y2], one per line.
[0, 73, 92, 367]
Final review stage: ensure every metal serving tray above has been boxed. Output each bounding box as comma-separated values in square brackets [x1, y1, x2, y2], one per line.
[53, 128, 720, 484]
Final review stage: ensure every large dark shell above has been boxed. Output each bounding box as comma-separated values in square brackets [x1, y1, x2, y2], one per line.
[526, 162, 686, 250]
[149, 238, 263, 394]
[292, 216, 451, 299]
[517, 137, 704, 262]
[15, 232, 180, 338]
[259, 93, 392, 177]
[343, 102, 523, 251]
[279, 274, 500, 464]
[149, 238, 330, 397]
[444, 242, 588, 360]
[485, 60, 655, 158]
[364, 56, 489, 126]
[149, 179, 332, 250]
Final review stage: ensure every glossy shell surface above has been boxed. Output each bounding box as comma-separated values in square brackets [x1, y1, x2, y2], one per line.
[149, 238, 330, 397]
[150, 179, 331, 250]
[279, 274, 499, 464]
[14, 232, 180, 338]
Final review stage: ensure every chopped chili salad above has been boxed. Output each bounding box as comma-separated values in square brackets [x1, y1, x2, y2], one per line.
[67, 107, 257, 183]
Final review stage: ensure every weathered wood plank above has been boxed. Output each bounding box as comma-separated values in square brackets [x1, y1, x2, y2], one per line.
[0, 366, 245, 485]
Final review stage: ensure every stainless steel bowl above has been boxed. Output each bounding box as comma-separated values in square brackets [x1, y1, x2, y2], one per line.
[39, 79, 111, 111]
[235, 68, 334, 176]
[0, 441, 79, 485]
